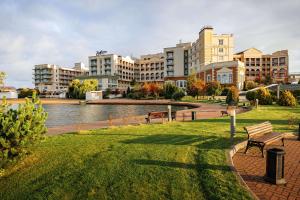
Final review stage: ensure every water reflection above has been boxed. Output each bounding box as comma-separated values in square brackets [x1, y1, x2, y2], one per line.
[43, 104, 188, 127]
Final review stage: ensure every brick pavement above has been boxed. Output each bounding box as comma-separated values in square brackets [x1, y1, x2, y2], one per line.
[233, 137, 300, 200]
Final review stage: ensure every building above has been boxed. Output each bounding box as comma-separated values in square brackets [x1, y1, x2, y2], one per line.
[289, 72, 300, 83]
[0, 86, 18, 99]
[198, 60, 245, 90]
[163, 42, 192, 88]
[87, 54, 135, 91]
[134, 53, 165, 83]
[233, 48, 289, 83]
[33, 63, 88, 94]
[191, 26, 234, 72]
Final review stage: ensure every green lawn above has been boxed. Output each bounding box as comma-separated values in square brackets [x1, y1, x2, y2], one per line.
[0, 105, 299, 200]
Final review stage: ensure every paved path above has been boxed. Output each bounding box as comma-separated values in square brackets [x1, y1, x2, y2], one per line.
[233, 137, 300, 200]
[47, 100, 244, 135]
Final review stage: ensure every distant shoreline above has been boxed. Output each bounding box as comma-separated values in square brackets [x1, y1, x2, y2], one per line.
[6, 98, 80, 105]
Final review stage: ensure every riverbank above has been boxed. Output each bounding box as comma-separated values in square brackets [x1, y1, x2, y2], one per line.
[6, 98, 80, 105]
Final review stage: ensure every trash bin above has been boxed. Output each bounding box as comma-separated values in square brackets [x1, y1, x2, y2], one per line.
[191, 111, 196, 121]
[265, 148, 286, 185]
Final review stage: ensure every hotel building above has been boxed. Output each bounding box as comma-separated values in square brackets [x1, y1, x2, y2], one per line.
[134, 53, 165, 83]
[35, 26, 290, 93]
[233, 48, 289, 83]
[163, 42, 192, 88]
[86, 54, 135, 91]
[33, 63, 88, 94]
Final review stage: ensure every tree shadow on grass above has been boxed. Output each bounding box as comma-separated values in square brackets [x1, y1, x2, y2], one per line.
[132, 159, 231, 172]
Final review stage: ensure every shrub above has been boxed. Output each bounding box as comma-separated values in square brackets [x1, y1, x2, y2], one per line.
[0, 93, 47, 166]
[221, 87, 230, 96]
[18, 88, 39, 98]
[206, 81, 222, 98]
[226, 86, 239, 106]
[172, 90, 185, 101]
[246, 91, 257, 101]
[278, 90, 297, 107]
[244, 81, 258, 91]
[256, 87, 273, 105]
[163, 83, 179, 99]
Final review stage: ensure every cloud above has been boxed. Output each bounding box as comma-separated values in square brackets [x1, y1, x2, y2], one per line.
[0, 0, 299, 88]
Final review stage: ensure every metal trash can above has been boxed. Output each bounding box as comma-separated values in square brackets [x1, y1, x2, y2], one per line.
[265, 148, 286, 185]
[191, 111, 196, 121]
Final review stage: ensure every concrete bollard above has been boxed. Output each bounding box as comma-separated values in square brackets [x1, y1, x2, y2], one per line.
[168, 105, 172, 122]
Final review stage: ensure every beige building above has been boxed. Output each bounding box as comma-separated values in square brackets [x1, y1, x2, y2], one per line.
[88, 54, 135, 91]
[33, 63, 88, 94]
[233, 48, 289, 83]
[191, 26, 234, 72]
[134, 53, 165, 83]
[288, 72, 300, 83]
[163, 42, 192, 88]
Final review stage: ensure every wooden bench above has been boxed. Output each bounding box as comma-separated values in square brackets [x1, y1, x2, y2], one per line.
[145, 111, 176, 123]
[244, 121, 285, 157]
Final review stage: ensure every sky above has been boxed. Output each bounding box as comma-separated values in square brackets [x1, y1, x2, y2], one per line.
[0, 0, 299, 88]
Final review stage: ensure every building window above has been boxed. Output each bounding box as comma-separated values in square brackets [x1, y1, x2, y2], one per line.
[219, 48, 223, 53]
[219, 56, 224, 61]
[219, 39, 223, 45]
[207, 74, 211, 82]
[229, 74, 233, 83]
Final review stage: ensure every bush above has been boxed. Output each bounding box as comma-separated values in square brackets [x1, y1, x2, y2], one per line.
[0, 93, 47, 166]
[221, 87, 230, 96]
[244, 81, 258, 91]
[163, 83, 179, 99]
[278, 90, 297, 107]
[256, 87, 273, 105]
[246, 91, 257, 101]
[206, 81, 222, 98]
[18, 88, 39, 98]
[172, 90, 185, 101]
[226, 86, 239, 106]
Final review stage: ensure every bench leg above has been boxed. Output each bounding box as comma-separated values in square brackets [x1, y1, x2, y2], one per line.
[282, 138, 284, 146]
[244, 142, 250, 154]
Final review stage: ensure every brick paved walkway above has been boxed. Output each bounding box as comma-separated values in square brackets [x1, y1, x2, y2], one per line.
[233, 137, 300, 200]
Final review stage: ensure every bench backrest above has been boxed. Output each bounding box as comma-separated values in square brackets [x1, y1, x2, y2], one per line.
[148, 111, 176, 118]
[244, 121, 273, 138]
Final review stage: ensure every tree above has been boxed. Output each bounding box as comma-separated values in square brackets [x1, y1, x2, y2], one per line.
[206, 81, 222, 99]
[163, 83, 179, 99]
[226, 86, 239, 106]
[0, 71, 6, 88]
[67, 79, 98, 99]
[244, 81, 258, 91]
[256, 87, 273, 105]
[278, 90, 297, 107]
[148, 83, 162, 99]
[0, 92, 47, 164]
[193, 80, 206, 99]
[186, 73, 197, 97]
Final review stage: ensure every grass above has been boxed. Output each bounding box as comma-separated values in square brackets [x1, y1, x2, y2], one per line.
[0, 105, 299, 200]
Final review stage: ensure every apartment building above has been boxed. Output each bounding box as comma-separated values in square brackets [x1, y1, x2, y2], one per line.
[288, 72, 300, 83]
[33, 62, 88, 93]
[134, 53, 165, 83]
[163, 42, 192, 88]
[88, 54, 135, 91]
[198, 60, 245, 90]
[191, 26, 234, 72]
[233, 48, 289, 83]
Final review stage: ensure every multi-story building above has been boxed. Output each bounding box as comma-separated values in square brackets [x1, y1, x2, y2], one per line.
[87, 54, 135, 91]
[233, 48, 289, 83]
[191, 26, 234, 72]
[134, 53, 165, 83]
[288, 72, 300, 83]
[33, 63, 88, 94]
[163, 42, 192, 88]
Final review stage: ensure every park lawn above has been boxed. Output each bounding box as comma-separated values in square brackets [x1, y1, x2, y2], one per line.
[0, 105, 298, 200]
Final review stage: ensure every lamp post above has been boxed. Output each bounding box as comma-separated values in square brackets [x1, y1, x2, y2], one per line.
[227, 106, 236, 142]
[168, 105, 172, 122]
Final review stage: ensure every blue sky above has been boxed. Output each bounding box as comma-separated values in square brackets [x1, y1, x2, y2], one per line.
[0, 0, 299, 88]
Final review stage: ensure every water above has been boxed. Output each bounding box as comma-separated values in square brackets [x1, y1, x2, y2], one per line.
[43, 104, 189, 127]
